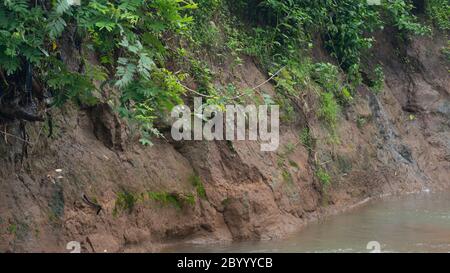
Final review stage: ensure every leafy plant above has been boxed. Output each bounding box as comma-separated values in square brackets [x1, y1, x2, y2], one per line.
[0, 0, 443, 146]
[384, 0, 431, 35]
[357, 115, 368, 129]
[148, 191, 195, 209]
[371, 66, 385, 94]
[282, 169, 293, 184]
[316, 168, 331, 188]
[1, 0, 196, 143]
[312, 63, 346, 101]
[426, 0, 450, 30]
[113, 191, 139, 215]
[7, 223, 17, 235]
[189, 174, 207, 199]
[319, 92, 339, 129]
[0, 0, 57, 74]
[318, 0, 382, 70]
[275, 61, 312, 95]
[299, 127, 313, 152]
[442, 40, 450, 61]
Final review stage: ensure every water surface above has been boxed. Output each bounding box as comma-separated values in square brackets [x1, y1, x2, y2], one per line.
[167, 191, 450, 253]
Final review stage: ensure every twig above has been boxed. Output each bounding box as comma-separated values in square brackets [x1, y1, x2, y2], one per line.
[0, 130, 34, 145]
[0, 122, 45, 146]
[3, 124, 7, 143]
[250, 66, 286, 92]
[27, 122, 45, 155]
[319, 160, 333, 166]
[180, 65, 286, 99]
[0, 69, 8, 87]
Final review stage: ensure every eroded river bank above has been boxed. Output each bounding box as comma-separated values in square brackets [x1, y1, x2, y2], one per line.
[166, 191, 450, 253]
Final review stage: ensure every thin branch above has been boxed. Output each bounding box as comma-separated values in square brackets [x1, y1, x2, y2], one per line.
[180, 65, 286, 100]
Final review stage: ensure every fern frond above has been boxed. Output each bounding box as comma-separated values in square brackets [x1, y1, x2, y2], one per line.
[56, 0, 71, 15]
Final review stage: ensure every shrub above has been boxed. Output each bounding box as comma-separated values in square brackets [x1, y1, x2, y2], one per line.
[0, 0, 196, 143]
[113, 191, 139, 215]
[427, 0, 450, 30]
[371, 66, 386, 94]
[282, 170, 294, 184]
[316, 168, 331, 188]
[384, 0, 431, 35]
[299, 127, 313, 152]
[190, 174, 207, 199]
[149, 191, 196, 208]
[1, 0, 443, 145]
[319, 92, 339, 129]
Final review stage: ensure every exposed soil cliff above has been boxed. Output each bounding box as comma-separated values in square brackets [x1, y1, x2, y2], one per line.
[0, 27, 449, 252]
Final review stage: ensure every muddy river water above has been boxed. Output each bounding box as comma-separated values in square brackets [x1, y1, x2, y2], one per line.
[167, 191, 450, 253]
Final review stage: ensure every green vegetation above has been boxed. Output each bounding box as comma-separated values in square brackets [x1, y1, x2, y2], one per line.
[299, 127, 314, 152]
[288, 160, 299, 169]
[113, 189, 196, 215]
[0, 0, 443, 144]
[1, 0, 195, 144]
[336, 154, 353, 174]
[316, 168, 331, 188]
[384, 0, 431, 35]
[6, 221, 29, 239]
[7, 224, 17, 235]
[319, 92, 340, 129]
[148, 191, 195, 209]
[189, 174, 207, 199]
[282, 169, 294, 184]
[283, 143, 296, 155]
[357, 115, 369, 129]
[113, 191, 138, 215]
[312, 63, 349, 104]
[371, 66, 386, 94]
[442, 40, 450, 62]
[427, 0, 450, 30]
[221, 197, 231, 207]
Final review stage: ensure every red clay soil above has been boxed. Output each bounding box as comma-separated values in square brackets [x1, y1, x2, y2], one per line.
[0, 29, 449, 253]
